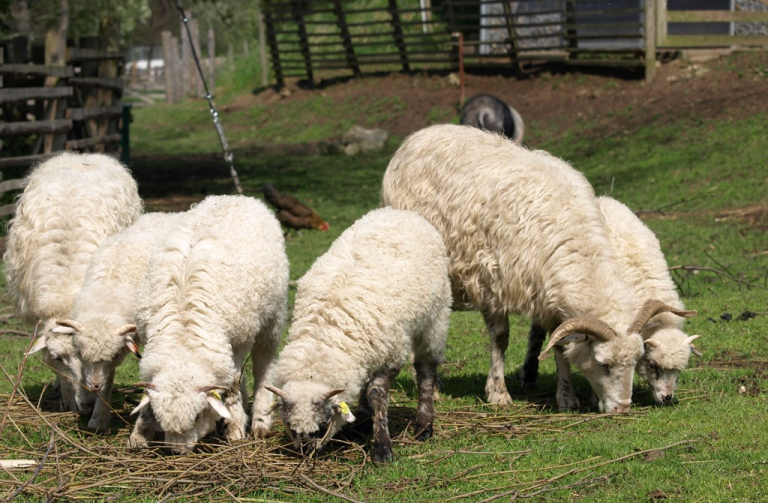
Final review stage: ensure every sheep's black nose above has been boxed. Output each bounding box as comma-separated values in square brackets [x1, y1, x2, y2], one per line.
[89, 382, 103, 392]
[662, 395, 673, 403]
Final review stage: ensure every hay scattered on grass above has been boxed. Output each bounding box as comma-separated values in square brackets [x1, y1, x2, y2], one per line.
[0, 370, 700, 501]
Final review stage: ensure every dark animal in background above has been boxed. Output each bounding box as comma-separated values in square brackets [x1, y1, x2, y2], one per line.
[460, 94, 525, 144]
[262, 183, 330, 233]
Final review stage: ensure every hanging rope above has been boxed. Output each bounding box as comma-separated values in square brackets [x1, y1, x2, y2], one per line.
[175, 0, 244, 195]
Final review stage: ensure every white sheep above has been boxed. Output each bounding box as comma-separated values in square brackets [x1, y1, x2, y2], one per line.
[265, 207, 451, 463]
[522, 197, 700, 405]
[128, 195, 289, 453]
[51, 212, 185, 430]
[381, 124, 693, 413]
[4, 152, 142, 412]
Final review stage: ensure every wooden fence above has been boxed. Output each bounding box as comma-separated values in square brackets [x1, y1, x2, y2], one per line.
[261, 0, 768, 86]
[0, 36, 126, 171]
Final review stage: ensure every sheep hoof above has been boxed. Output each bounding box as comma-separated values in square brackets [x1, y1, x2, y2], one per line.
[556, 394, 580, 411]
[415, 424, 433, 442]
[486, 390, 514, 406]
[250, 419, 271, 438]
[372, 443, 393, 463]
[87, 417, 110, 431]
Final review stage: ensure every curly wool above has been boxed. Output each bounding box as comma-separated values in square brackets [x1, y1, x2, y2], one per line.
[381, 124, 637, 331]
[135, 195, 289, 446]
[272, 207, 452, 444]
[3, 152, 142, 411]
[4, 152, 143, 321]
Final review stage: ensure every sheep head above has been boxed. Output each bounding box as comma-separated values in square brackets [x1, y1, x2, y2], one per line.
[130, 374, 232, 454]
[265, 382, 355, 456]
[637, 327, 701, 404]
[627, 299, 699, 405]
[26, 319, 91, 413]
[539, 317, 643, 414]
[54, 317, 140, 394]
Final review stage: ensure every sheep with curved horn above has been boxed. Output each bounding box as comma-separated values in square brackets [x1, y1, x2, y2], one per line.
[523, 197, 701, 406]
[381, 124, 690, 413]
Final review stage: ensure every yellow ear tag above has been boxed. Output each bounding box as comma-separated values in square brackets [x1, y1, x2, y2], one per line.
[338, 401, 350, 415]
[210, 390, 222, 401]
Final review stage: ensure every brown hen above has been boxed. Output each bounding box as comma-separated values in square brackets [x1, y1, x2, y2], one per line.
[262, 183, 330, 233]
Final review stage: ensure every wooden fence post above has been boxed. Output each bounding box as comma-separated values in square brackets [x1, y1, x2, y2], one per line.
[263, 0, 284, 88]
[189, 18, 203, 97]
[180, 18, 192, 97]
[292, 0, 314, 86]
[502, 2, 522, 76]
[645, 0, 656, 82]
[388, 0, 410, 72]
[332, 0, 361, 77]
[208, 28, 215, 95]
[161, 30, 177, 104]
[257, 0, 269, 87]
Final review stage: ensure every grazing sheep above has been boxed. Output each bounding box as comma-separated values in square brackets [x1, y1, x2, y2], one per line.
[4, 152, 142, 412]
[128, 195, 289, 453]
[266, 208, 451, 463]
[460, 94, 525, 144]
[381, 124, 692, 413]
[51, 212, 184, 430]
[521, 197, 700, 404]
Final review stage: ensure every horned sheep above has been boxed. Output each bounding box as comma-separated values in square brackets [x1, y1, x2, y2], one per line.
[3, 152, 142, 412]
[128, 195, 289, 453]
[381, 124, 693, 413]
[266, 207, 452, 463]
[52, 212, 185, 430]
[521, 196, 701, 405]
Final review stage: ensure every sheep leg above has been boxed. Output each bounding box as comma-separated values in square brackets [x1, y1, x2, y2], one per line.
[414, 359, 439, 441]
[128, 405, 157, 449]
[554, 346, 580, 411]
[87, 371, 115, 431]
[251, 323, 282, 438]
[223, 372, 248, 443]
[366, 367, 399, 463]
[482, 311, 514, 405]
[521, 323, 548, 391]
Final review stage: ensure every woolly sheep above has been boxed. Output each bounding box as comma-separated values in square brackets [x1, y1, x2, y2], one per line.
[460, 94, 525, 144]
[265, 207, 451, 463]
[128, 195, 289, 453]
[4, 152, 142, 412]
[51, 212, 185, 430]
[521, 197, 701, 405]
[380, 124, 693, 413]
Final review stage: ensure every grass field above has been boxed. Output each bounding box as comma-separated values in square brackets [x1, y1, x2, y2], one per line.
[1, 64, 767, 501]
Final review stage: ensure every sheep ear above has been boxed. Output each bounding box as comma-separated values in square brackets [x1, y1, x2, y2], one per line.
[27, 335, 48, 355]
[333, 401, 356, 423]
[686, 335, 702, 357]
[131, 394, 151, 415]
[53, 319, 84, 334]
[119, 326, 141, 359]
[206, 393, 232, 419]
[644, 338, 661, 350]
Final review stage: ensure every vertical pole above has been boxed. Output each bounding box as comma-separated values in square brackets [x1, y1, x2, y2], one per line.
[565, 0, 578, 59]
[180, 18, 191, 97]
[644, 0, 656, 82]
[243, 40, 250, 58]
[189, 18, 203, 96]
[257, 0, 269, 87]
[445, 0, 458, 65]
[171, 36, 183, 102]
[656, 0, 667, 48]
[228, 43, 234, 69]
[161, 30, 177, 103]
[120, 103, 131, 164]
[292, 0, 314, 86]
[208, 28, 215, 95]
[332, 0, 360, 77]
[388, 0, 410, 72]
[502, 2, 522, 76]
[263, 0, 284, 88]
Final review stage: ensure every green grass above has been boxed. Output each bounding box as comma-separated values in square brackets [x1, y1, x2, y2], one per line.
[1, 75, 767, 501]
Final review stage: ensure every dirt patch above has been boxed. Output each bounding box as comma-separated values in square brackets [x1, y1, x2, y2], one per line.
[243, 51, 768, 143]
[715, 204, 768, 232]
